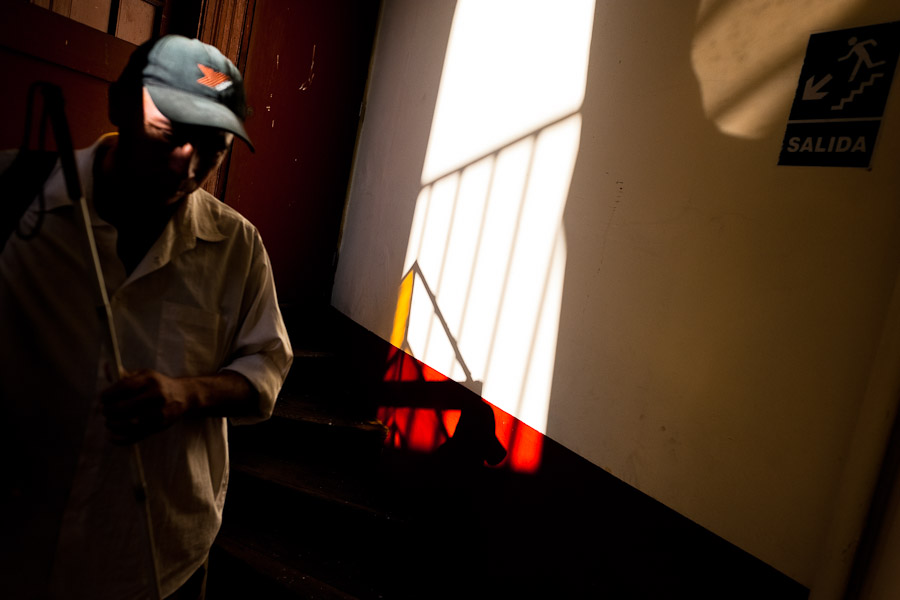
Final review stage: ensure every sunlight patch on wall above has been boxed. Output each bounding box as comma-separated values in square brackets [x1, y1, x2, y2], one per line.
[421, 0, 595, 183]
[691, 0, 864, 139]
[395, 0, 594, 434]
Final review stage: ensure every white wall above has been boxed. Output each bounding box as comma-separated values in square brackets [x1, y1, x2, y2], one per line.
[332, 0, 900, 592]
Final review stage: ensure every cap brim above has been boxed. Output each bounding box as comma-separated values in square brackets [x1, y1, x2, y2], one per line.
[146, 84, 254, 152]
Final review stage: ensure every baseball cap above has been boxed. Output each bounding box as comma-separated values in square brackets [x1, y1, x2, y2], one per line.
[139, 35, 253, 151]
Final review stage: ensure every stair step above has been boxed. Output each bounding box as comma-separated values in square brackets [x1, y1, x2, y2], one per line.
[292, 349, 337, 359]
[212, 531, 360, 600]
[273, 392, 388, 434]
[229, 451, 398, 521]
[230, 393, 388, 474]
[281, 349, 341, 393]
[217, 464, 413, 600]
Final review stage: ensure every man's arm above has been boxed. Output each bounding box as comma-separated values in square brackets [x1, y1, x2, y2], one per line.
[101, 215, 293, 444]
[101, 368, 260, 445]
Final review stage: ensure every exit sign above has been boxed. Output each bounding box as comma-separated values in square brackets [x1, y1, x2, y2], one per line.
[779, 21, 900, 168]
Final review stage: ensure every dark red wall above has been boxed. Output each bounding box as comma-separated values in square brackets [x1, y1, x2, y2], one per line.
[223, 0, 380, 310]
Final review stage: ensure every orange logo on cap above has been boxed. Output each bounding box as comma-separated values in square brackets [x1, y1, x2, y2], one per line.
[197, 64, 233, 91]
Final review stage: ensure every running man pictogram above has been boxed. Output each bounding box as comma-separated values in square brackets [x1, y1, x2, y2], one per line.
[838, 37, 886, 81]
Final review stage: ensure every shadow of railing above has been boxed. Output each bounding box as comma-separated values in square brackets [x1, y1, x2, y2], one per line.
[401, 109, 579, 435]
[378, 110, 583, 474]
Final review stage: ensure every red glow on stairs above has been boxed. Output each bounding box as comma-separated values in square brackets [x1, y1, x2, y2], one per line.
[379, 345, 543, 473]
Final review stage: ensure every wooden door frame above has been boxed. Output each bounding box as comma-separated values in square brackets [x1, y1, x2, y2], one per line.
[197, 0, 256, 199]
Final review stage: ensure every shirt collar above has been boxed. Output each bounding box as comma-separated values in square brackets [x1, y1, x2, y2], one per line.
[128, 193, 227, 282]
[179, 190, 229, 244]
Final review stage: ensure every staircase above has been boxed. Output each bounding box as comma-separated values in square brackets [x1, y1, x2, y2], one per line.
[207, 306, 812, 600]
[208, 306, 376, 597]
[207, 306, 493, 599]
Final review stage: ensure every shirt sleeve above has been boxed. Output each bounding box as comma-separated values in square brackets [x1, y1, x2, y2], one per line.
[221, 229, 293, 424]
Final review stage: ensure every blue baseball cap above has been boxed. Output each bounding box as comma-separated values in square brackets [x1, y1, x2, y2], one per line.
[140, 35, 253, 150]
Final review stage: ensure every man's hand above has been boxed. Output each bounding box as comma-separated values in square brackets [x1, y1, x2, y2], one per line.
[100, 368, 259, 444]
[101, 369, 192, 444]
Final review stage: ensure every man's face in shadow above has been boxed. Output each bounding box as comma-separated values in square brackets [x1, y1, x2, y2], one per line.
[118, 88, 234, 206]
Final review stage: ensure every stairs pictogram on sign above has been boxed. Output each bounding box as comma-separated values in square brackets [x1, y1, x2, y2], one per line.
[780, 21, 900, 168]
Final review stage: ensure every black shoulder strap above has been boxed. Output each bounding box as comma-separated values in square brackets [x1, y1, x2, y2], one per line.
[1, 149, 59, 247]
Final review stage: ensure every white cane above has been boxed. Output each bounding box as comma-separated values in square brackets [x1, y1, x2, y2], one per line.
[42, 83, 163, 600]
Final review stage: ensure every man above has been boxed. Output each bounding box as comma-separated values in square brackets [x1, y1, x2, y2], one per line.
[0, 36, 292, 599]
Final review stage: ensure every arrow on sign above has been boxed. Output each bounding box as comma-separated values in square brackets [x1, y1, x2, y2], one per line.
[803, 74, 833, 100]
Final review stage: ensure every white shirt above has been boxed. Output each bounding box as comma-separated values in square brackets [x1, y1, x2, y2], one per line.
[0, 135, 292, 599]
